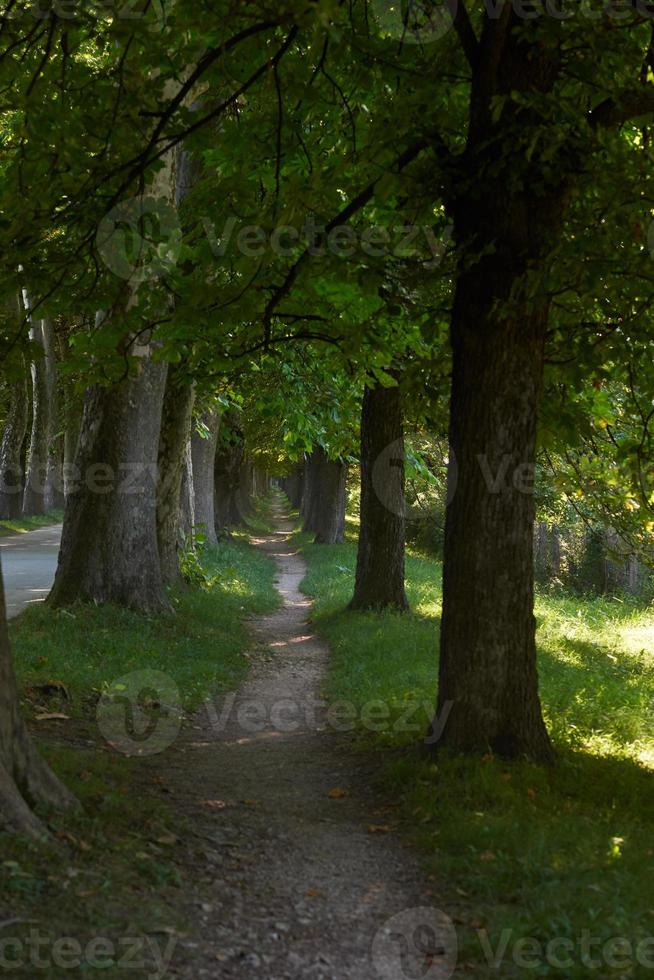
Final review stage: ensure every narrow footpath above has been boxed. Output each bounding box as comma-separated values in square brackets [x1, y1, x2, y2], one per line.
[161, 507, 456, 979]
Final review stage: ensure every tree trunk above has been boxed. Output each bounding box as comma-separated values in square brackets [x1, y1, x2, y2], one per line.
[349, 382, 409, 612]
[23, 319, 50, 517]
[179, 436, 195, 542]
[42, 319, 65, 512]
[282, 465, 304, 510]
[191, 410, 221, 547]
[236, 458, 255, 520]
[49, 356, 170, 614]
[436, 279, 554, 761]
[55, 324, 82, 500]
[214, 416, 245, 534]
[0, 361, 29, 520]
[0, 560, 78, 836]
[157, 367, 195, 585]
[302, 448, 347, 545]
[432, 21, 569, 763]
[301, 451, 325, 534]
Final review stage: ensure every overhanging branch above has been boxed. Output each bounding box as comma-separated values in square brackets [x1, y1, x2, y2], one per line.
[590, 88, 654, 128]
[445, 0, 478, 68]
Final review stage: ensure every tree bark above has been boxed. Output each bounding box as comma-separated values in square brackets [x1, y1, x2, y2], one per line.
[157, 367, 195, 585]
[214, 415, 245, 534]
[0, 560, 78, 836]
[49, 356, 170, 614]
[433, 26, 568, 762]
[301, 448, 347, 545]
[22, 319, 50, 516]
[191, 410, 221, 547]
[236, 458, 255, 520]
[0, 360, 29, 520]
[42, 318, 65, 512]
[179, 436, 195, 542]
[349, 382, 409, 612]
[282, 465, 304, 510]
[301, 451, 321, 534]
[436, 281, 554, 760]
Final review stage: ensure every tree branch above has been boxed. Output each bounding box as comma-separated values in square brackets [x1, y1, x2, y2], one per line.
[590, 88, 654, 128]
[261, 134, 447, 345]
[445, 0, 478, 68]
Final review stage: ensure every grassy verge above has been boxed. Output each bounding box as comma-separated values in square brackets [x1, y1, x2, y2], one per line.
[0, 511, 64, 536]
[299, 527, 654, 979]
[11, 535, 279, 720]
[1, 532, 280, 977]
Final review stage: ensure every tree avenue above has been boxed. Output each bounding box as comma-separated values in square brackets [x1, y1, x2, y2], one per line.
[0, 0, 654, 840]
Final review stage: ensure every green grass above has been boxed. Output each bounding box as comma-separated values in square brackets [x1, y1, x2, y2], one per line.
[0, 532, 280, 976]
[0, 510, 63, 536]
[10, 535, 280, 719]
[0, 748, 184, 978]
[299, 528, 654, 979]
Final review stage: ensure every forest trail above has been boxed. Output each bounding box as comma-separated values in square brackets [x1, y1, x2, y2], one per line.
[161, 505, 455, 979]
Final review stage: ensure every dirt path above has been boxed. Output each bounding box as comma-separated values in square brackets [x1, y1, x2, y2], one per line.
[162, 508, 455, 979]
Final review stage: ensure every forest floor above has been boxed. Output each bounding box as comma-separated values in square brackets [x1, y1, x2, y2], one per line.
[5, 499, 654, 978]
[1, 504, 455, 980]
[159, 503, 452, 979]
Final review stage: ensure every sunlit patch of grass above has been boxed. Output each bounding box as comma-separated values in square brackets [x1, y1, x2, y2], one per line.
[299, 529, 654, 979]
[0, 511, 63, 536]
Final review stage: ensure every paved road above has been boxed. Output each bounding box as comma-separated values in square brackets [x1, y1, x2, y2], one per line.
[0, 525, 62, 619]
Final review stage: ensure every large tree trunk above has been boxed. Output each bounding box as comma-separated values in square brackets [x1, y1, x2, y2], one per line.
[23, 319, 50, 517]
[157, 367, 195, 585]
[436, 281, 554, 761]
[349, 381, 409, 612]
[433, 25, 567, 762]
[49, 356, 170, 614]
[0, 361, 29, 520]
[0, 560, 78, 836]
[191, 410, 221, 548]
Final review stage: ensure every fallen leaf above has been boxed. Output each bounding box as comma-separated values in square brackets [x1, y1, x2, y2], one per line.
[156, 834, 178, 846]
[367, 825, 391, 834]
[479, 851, 496, 862]
[328, 787, 348, 799]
